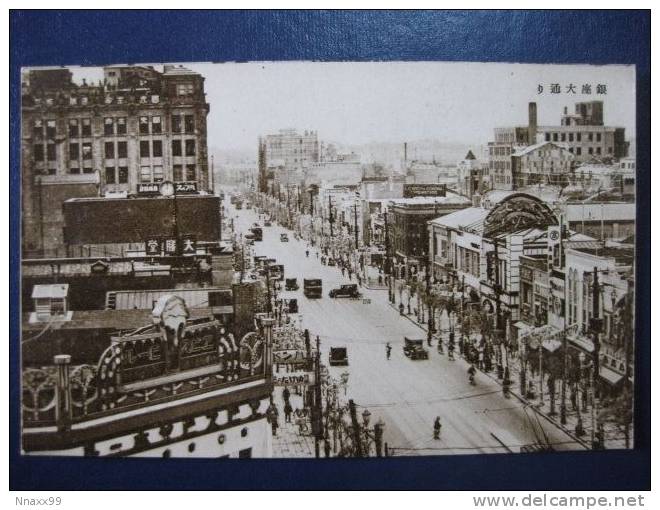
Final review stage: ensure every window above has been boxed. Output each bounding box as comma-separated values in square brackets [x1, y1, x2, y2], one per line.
[176, 83, 194, 96]
[46, 144, 56, 161]
[69, 167, 80, 174]
[152, 140, 163, 158]
[588, 147, 593, 155]
[588, 133, 593, 142]
[576, 147, 582, 156]
[104, 141, 115, 159]
[152, 116, 162, 134]
[596, 133, 602, 142]
[569, 133, 574, 142]
[118, 166, 128, 184]
[140, 140, 150, 158]
[544, 133, 550, 142]
[238, 448, 252, 459]
[140, 166, 152, 183]
[576, 133, 582, 142]
[139, 116, 149, 135]
[105, 167, 116, 184]
[596, 147, 601, 155]
[561, 133, 566, 142]
[69, 119, 79, 137]
[117, 141, 127, 159]
[83, 166, 93, 174]
[80, 96, 88, 105]
[104, 117, 114, 136]
[172, 115, 182, 133]
[69, 143, 79, 160]
[173, 164, 183, 181]
[153, 165, 164, 182]
[116, 117, 127, 135]
[82, 142, 92, 160]
[81, 118, 92, 137]
[172, 139, 182, 156]
[46, 120, 57, 139]
[185, 139, 196, 156]
[186, 164, 196, 181]
[552, 133, 558, 142]
[34, 144, 44, 162]
[33, 120, 43, 138]
[184, 115, 194, 133]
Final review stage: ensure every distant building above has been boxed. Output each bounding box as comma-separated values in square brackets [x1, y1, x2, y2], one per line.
[258, 129, 319, 194]
[511, 141, 575, 188]
[21, 64, 211, 257]
[389, 194, 471, 274]
[456, 150, 487, 199]
[487, 101, 629, 191]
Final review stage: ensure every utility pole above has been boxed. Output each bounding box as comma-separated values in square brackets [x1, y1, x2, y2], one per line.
[348, 399, 363, 458]
[314, 335, 322, 458]
[384, 211, 393, 303]
[426, 258, 433, 346]
[353, 201, 359, 250]
[328, 196, 334, 237]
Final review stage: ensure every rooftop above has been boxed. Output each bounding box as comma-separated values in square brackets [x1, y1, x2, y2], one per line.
[512, 141, 571, 157]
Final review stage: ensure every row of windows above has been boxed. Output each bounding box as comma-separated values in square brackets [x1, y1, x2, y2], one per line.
[35, 138, 196, 162]
[544, 131, 604, 143]
[33, 113, 196, 139]
[104, 167, 129, 184]
[138, 164, 197, 184]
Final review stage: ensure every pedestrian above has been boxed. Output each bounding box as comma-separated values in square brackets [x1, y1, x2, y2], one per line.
[306, 249, 309, 258]
[348, 270, 353, 281]
[341, 267, 346, 277]
[283, 386, 290, 404]
[284, 401, 293, 423]
[386, 342, 392, 360]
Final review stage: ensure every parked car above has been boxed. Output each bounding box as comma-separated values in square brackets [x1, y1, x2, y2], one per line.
[329, 347, 349, 366]
[280, 233, 289, 242]
[403, 337, 429, 360]
[329, 284, 361, 299]
[285, 278, 299, 291]
[286, 298, 299, 314]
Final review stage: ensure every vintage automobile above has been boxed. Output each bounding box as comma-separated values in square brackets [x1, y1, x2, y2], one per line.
[403, 337, 429, 360]
[280, 233, 289, 242]
[285, 278, 299, 291]
[329, 347, 349, 366]
[286, 298, 299, 314]
[303, 278, 323, 299]
[328, 284, 361, 299]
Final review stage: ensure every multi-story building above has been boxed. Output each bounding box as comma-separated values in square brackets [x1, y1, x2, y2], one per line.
[21, 64, 210, 257]
[511, 141, 575, 188]
[390, 193, 471, 274]
[487, 101, 629, 191]
[456, 150, 486, 199]
[258, 129, 319, 194]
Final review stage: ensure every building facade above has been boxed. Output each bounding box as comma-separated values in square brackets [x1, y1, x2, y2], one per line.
[21, 65, 210, 257]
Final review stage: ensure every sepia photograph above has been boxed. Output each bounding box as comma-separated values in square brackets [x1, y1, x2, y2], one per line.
[18, 59, 638, 460]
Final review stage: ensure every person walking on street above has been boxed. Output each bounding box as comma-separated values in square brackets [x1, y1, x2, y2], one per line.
[341, 267, 346, 277]
[305, 249, 309, 258]
[282, 386, 290, 405]
[433, 416, 442, 439]
[284, 401, 293, 423]
[386, 342, 392, 360]
[357, 274, 362, 287]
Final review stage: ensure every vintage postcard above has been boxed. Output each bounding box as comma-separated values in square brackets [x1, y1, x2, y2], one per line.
[20, 61, 635, 458]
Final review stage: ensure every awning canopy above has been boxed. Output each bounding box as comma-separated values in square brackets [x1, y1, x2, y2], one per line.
[568, 335, 595, 353]
[600, 366, 625, 386]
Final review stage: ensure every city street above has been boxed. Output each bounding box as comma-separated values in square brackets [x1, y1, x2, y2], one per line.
[226, 189, 585, 456]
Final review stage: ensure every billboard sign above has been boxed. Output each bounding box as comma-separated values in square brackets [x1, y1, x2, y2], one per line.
[403, 184, 447, 198]
[273, 371, 314, 386]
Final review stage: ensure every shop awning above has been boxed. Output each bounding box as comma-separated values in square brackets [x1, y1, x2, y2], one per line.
[542, 338, 563, 353]
[600, 366, 625, 386]
[568, 335, 595, 353]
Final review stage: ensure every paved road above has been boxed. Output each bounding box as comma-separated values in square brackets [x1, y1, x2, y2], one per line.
[225, 190, 585, 456]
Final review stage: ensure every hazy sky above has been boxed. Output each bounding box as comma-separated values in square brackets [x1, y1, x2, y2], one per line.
[68, 61, 635, 152]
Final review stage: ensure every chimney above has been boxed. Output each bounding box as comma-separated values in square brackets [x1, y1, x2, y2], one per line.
[404, 142, 408, 165]
[528, 102, 537, 143]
